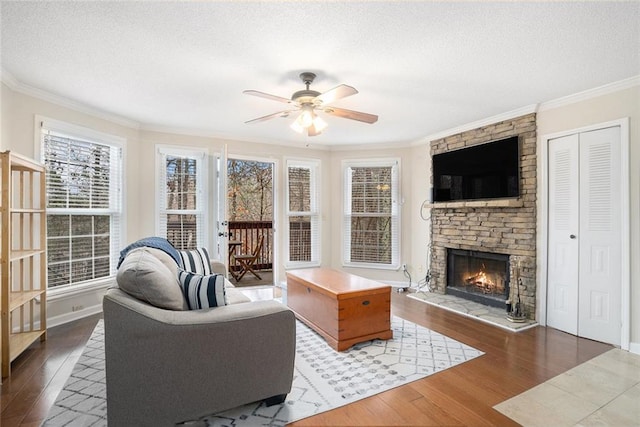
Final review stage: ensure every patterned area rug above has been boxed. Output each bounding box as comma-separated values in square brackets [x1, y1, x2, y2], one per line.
[44, 317, 483, 426]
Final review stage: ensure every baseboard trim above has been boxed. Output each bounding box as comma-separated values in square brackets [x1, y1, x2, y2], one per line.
[47, 304, 103, 329]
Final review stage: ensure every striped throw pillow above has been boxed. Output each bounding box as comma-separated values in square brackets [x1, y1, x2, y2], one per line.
[178, 248, 212, 275]
[178, 269, 227, 309]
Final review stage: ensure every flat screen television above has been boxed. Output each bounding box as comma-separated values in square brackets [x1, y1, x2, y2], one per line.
[432, 136, 519, 202]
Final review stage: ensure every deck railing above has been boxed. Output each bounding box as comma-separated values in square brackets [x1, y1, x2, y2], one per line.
[228, 221, 273, 271]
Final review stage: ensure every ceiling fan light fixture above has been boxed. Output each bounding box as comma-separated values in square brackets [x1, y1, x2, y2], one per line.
[291, 105, 327, 135]
[312, 115, 328, 133]
[290, 116, 305, 133]
[300, 107, 314, 128]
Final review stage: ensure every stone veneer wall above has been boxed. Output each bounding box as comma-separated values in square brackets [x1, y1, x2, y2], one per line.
[429, 113, 537, 319]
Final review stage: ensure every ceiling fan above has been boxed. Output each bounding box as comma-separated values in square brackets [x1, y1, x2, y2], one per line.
[243, 72, 378, 137]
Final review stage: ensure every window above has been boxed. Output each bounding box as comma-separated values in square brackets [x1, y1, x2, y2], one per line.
[40, 120, 123, 289]
[156, 147, 207, 250]
[285, 159, 320, 267]
[343, 159, 400, 269]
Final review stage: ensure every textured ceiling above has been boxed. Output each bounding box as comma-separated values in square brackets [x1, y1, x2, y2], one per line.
[1, 1, 639, 147]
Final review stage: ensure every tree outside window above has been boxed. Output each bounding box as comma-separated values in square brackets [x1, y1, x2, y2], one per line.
[227, 159, 273, 221]
[286, 160, 319, 266]
[157, 148, 206, 250]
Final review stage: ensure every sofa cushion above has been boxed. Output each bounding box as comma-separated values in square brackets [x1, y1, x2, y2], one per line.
[222, 277, 252, 304]
[116, 247, 188, 310]
[146, 247, 180, 274]
[178, 248, 212, 275]
[178, 269, 228, 309]
[117, 236, 182, 269]
[226, 287, 252, 305]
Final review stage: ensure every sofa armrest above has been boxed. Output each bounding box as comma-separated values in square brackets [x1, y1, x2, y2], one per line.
[103, 288, 296, 426]
[210, 259, 227, 276]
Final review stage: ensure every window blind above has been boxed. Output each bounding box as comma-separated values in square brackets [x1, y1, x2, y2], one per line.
[41, 127, 122, 288]
[286, 160, 320, 267]
[343, 159, 399, 269]
[157, 148, 207, 250]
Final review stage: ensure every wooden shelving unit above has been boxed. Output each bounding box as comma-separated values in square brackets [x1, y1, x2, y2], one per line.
[0, 151, 47, 378]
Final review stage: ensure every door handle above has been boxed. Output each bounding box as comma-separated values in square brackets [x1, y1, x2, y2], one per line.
[570, 234, 577, 239]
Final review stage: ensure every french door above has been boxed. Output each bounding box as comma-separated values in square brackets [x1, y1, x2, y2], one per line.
[214, 152, 275, 285]
[547, 125, 623, 346]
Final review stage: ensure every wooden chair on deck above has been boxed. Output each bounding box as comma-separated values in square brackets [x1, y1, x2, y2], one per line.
[232, 235, 264, 281]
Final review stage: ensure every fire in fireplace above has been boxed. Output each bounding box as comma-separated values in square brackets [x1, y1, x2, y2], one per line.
[446, 249, 510, 308]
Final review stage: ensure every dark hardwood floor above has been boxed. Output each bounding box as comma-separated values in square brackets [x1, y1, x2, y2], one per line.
[1, 313, 103, 427]
[1, 291, 612, 426]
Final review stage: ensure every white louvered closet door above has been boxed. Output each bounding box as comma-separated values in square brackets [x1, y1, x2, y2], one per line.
[547, 134, 580, 336]
[577, 126, 621, 345]
[547, 126, 622, 346]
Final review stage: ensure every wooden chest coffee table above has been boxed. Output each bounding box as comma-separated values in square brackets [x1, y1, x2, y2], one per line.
[286, 268, 392, 351]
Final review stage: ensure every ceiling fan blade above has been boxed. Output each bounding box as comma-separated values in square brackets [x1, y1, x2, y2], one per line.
[243, 90, 294, 104]
[316, 84, 358, 105]
[245, 110, 294, 124]
[323, 107, 378, 124]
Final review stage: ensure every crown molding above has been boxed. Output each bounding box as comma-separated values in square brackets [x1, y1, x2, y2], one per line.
[420, 104, 539, 144]
[138, 122, 336, 151]
[1, 67, 140, 129]
[4, 67, 636, 149]
[139, 122, 418, 151]
[538, 75, 640, 112]
[328, 138, 416, 152]
[0, 68, 20, 88]
[415, 75, 640, 145]
[2, 69, 373, 151]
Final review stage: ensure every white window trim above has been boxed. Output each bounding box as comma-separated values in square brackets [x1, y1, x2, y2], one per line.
[35, 116, 126, 297]
[284, 157, 321, 269]
[342, 158, 401, 270]
[155, 145, 209, 249]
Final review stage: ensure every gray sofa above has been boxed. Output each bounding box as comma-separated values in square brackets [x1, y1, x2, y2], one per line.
[103, 247, 296, 427]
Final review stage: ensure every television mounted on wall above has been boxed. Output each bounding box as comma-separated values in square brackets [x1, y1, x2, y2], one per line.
[432, 136, 520, 202]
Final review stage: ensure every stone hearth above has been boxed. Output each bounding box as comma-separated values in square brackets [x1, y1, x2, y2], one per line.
[428, 113, 537, 319]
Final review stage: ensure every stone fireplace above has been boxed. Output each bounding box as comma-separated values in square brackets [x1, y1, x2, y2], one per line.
[429, 113, 537, 319]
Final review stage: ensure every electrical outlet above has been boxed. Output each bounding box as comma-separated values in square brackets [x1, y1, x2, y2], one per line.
[72, 305, 84, 312]
[418, 264, 423, 272]
[402, 264, 407, 271]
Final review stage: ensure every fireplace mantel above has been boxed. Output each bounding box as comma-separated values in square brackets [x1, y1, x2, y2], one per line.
[425, 199, 524, 209]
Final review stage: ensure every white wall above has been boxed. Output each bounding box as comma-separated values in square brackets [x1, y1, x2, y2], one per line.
[1, 82, 419, 326]
[409, 144, 432, 284]
[1, 82, 143, 325]
[0, 83, 11, 150]
[326, 146, 429, 287]
[3, 78, 637, 350]
[537, 83, 640, 351]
